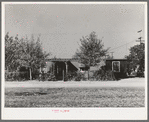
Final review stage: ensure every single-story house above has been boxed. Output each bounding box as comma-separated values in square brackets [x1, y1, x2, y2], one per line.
[45, 58, 89, 80]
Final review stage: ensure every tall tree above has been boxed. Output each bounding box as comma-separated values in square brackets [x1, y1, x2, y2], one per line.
[74, 31, 109, 79]
[126, 43, 145, 75]
[20, 35, 50, 80]
[5, 33, 21, 71]
[5, 33, 50, 80]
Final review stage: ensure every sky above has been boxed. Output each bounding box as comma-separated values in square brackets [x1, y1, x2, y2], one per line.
[4, 3, 146, 59]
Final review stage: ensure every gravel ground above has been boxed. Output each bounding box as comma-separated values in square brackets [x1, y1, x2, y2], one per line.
[5, 78, 145, 88]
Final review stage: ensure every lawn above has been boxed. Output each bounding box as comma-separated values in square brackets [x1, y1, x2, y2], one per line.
[5, 87, 145, 107]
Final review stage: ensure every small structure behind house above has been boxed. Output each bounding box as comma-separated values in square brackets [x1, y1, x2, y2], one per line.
[106, 59, 129, 78]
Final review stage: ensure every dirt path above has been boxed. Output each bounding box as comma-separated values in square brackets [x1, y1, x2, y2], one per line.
[5, 78, 145, 88]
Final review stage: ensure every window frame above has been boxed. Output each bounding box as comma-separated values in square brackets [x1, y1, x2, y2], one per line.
[112, 61, 120, 72]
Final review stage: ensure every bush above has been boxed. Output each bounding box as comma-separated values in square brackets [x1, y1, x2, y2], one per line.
[64, 71, 86, 81]
[74, 71, 86, 81]
[93, 66, 116, 81]
[47, 73, 57, 81]
[46, 71, 57, 81]
[38, 72, 45, 81]
[38, 72, 48, 81]
[64, 71, 77, 81]
[137, 70, 144, 77]
[5, 71, 29, 81]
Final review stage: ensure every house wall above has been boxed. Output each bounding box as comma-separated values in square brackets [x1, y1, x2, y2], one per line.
[45, 61, 79, 80]
[106, 60, 128, 78]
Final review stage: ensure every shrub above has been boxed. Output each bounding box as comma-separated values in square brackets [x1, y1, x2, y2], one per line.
[137, 70, 144, 77]
[38, 72, 46, 81]
[46, 72, 57, 81]
[64, 71, 86, 81]
[93, 66, 116, 81]
[64, 71, 77, 81]
[5, 71, 28, 81]
[74, 71, 86, 81]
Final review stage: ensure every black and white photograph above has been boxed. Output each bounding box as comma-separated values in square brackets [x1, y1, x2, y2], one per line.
[1, 2, 147, 120]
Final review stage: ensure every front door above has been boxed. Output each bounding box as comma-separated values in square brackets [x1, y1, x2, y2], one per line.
[55, 62, 65, 80]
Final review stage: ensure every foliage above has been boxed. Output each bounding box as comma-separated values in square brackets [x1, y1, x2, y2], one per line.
[5, 71, 29, 81]
[38, 71, 45, 81]
[64, 71, 77, 81]
[38, 71, 57, 81]
[64, 71, 86, 81]
[126, 43, 145, 77]
[74, 71, 86, 81]
[47, 72, 57, 81]
[74, 31, 109, 67]
[137, 69, 144, 77]
[106, 55, 113, 59]
[5, 33, 50, 80]
[93, 66, 116, 81]
[37, 71, 56, 81]
[5, 33, 20, 71]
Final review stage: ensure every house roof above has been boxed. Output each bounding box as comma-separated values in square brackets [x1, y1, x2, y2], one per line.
[70, 61, 80, 70]
[70, 61, 87, 69]
[46, 58, 78, 62]
[106, 59, 128, 61]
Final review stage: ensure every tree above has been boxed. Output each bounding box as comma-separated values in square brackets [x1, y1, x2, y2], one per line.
[5, 33, 21, 71]
[5, 33, 50, 80]
[126, 43, 145, 76]
[19, 35, 50, 80]
[105, 55, 113, 60]
[74, 31, 109, 79]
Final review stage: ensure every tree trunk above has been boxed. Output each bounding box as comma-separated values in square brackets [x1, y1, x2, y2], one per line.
[29, 68, 32, 80]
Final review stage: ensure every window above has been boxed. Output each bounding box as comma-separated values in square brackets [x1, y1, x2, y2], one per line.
[112, 61, 120, 72]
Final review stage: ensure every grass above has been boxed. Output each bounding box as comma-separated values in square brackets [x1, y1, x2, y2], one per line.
[5, 87, 145, 107]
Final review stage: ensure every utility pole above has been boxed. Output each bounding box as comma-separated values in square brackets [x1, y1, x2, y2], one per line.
[136, 30, 144, 45]
[110, 52, 114, 59]
[136, 37, 144, 45]
[135, 30, 145, 75]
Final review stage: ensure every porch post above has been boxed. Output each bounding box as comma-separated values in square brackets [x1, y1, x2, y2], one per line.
[29, 68, 32, 80]
[53, 62, 55, 75]
[52, 63, 53, 73]
[63, 69, 64, 81]
[65, 62, 68, 74]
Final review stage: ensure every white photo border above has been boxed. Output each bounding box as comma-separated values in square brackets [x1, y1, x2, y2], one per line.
[1, 1, 148, 120]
